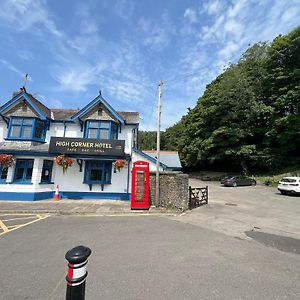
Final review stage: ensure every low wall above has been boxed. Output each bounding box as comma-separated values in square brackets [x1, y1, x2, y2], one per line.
[150, 171, 189, 211]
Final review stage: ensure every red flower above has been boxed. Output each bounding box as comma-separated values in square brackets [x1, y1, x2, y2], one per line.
[54, 154, 74, 174]
[0, 154, 15, 167]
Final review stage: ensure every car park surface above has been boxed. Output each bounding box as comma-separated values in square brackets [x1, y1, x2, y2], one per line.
[184, 178, 300, 239]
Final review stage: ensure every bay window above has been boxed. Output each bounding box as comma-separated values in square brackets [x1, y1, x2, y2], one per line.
[7, 117, 46, 142]
[84, 121, 118, 140]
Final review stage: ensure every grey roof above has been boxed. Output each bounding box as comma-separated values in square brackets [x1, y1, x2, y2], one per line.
[0, 141, 49, 153]
[143, 150, 182, 169]
[51, 109, 80, 120]
[118, 112, 139, 123]
[51, 109, 139, 123]
[26, 93, 52, 118]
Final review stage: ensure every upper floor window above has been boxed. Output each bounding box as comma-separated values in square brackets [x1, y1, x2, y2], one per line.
[7, 117, 46, 142]
[84, 120, 118, 140]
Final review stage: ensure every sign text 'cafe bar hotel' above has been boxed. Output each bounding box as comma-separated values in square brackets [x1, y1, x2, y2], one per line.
[0, 87, 143, 201]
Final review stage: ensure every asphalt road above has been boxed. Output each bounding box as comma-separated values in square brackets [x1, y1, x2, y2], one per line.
[0, 215, 299, 300]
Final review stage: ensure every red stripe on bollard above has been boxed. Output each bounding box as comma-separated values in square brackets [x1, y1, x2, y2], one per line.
[65, 246, 91, 300]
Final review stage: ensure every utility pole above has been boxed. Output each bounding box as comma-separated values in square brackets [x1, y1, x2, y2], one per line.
[155, 80, 163, 207]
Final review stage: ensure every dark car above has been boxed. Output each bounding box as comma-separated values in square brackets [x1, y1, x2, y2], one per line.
[220, 174, 236, 184]
[222, 175, 256, 187]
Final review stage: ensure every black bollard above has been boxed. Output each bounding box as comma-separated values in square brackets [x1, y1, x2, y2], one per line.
[65, 245, 92, 300]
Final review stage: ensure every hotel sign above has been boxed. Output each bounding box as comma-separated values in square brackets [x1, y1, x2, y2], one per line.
[49, 137, 125, 156]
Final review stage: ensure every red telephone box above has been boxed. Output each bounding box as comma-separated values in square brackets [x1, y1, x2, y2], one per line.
[131, 161, 150, 210]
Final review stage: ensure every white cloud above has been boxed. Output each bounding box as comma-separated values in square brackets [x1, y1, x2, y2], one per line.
[138, 12, 175, 51]
[0, 59, 26, 78]
[218, 41, 240, 60]
[184, 8, 198, 23]
[112, 0, 135, 21]
[202, 0, 224, 15]
[53, 64, 101, 92]
[0, 0, 62, 36]
[281, 6, 300, 23]
[227, 0, 247, 18]
[17, 50, 34, 61]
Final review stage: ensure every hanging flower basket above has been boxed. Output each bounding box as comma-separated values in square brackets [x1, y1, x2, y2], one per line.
[113, 159, 126, 172]
[54, 154, 73, 174]
[0, 154, 15, 168]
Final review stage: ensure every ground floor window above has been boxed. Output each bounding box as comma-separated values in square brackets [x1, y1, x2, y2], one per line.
[0, 166, 8, 183]
[14, 159, 34, 183]
[84, 161, 112, 185]
[41, 160, 53, 183]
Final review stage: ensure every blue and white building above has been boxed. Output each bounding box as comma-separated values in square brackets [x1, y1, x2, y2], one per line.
[0, 87, 139, 201]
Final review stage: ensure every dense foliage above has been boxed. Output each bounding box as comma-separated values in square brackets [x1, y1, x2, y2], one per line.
[139, 27, 300, 173]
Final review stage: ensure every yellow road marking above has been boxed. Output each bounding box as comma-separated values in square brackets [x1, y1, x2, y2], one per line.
[7, 225, 20, 229]
[2, 215, 38, 222]
[0, 219, 9, 233]
[0, 213, 36, 216]
[0, 214, 50, 236]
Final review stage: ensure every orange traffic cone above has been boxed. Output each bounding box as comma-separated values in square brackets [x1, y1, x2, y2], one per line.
[54, 185, 60, 201]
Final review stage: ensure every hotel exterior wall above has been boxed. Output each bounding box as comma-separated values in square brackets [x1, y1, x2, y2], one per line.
[0, 156, 130, 199]
[46, 123, 135, 155]
[53, 162, 129, 193]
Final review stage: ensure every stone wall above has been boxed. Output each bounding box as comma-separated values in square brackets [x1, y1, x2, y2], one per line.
[150, 171, 189, 211]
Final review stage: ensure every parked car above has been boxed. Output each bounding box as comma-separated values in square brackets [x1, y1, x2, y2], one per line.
[220, 174, 236, 184]
[277, 177, 300, 195]
[222, 175, 256, 187]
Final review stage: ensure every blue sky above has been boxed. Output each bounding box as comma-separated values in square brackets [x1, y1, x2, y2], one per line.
[0, 0, 299, 130]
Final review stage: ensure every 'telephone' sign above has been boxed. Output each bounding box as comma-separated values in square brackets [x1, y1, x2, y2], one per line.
[49, 137, 125, 156]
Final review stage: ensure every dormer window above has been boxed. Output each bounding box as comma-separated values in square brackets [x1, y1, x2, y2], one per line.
[7, 117, 47, 142]
[84, 120, 118, 140]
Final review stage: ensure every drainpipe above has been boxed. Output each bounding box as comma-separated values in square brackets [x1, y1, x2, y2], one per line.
[63, 121, 67, 137]
[126, 158, 131, 197]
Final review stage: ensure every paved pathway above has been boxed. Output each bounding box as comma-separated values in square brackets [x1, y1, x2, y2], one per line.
[0, 200, 174, 215]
